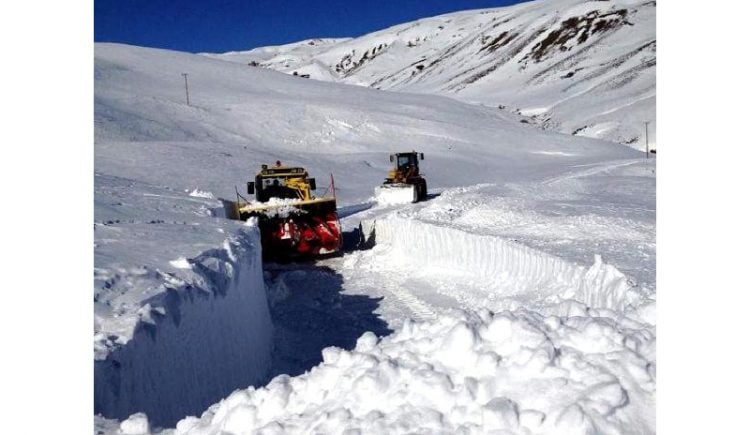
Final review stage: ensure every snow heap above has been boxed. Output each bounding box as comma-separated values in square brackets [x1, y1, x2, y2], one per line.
[143, 308, 653, 435]
[241, 197, 312, 218]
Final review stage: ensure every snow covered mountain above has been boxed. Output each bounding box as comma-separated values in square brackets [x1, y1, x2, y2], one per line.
[94, 1, 656, 429]
[207, 0, 655, 148]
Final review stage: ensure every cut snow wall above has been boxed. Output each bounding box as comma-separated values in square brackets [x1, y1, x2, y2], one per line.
[94, 229, 273, 428]
[365, 217, 643, 312]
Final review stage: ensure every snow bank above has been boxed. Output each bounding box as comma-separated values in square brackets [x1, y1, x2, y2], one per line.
[364, 216, 648, 314]
[155, 309, 653, 434]
[94, 229, 273, 428]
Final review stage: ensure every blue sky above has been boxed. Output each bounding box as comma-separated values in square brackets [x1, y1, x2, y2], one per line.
[95, 0, 530, 53]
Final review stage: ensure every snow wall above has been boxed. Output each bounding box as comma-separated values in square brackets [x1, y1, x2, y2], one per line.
[94, 229, 273, 428]
[364, 217, 647, 313]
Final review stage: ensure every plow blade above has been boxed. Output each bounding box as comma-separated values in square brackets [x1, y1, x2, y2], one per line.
[374, 184, 417, 205]
[231, 198, 342, 260]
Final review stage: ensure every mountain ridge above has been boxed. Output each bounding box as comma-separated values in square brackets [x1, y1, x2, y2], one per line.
[205, 0, 655, 148]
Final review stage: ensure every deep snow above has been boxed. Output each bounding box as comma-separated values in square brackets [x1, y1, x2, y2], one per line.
[94, 176, 273, 426]
[94, 30, 654, 434]
[206, 0, 655, 149]
[155, 308, 653, 434]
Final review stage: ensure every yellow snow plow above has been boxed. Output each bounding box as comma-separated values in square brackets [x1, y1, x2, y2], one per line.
[374, 151, 428, 204]
[227, 162, 341, 260]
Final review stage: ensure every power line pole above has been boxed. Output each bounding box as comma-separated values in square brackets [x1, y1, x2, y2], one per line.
[181, 73, 190, 106]
[644, 121, 650, 158]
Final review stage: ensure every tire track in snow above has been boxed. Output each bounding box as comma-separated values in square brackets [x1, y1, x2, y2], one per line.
[377, 277, 439, 322]
[324, 253, 439, 323]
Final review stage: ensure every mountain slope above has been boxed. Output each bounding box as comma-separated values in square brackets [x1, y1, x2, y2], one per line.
[207, 0, 655, 148]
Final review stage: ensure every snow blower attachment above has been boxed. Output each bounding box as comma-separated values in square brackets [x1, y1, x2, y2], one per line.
[227, 163, 342, 260]
[374, 151, 428, 205]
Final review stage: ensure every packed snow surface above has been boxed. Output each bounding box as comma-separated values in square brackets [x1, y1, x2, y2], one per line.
[94, 20, 654, 434]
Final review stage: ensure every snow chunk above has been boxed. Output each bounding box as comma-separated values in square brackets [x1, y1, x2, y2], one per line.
[120, 413, 150, 434]
[244, 216, 259, 227]
[482, 397, 519, 430]
[187, 189, 214, 199]
[168, 257, 191, 269]
[244, 198, 311, 218]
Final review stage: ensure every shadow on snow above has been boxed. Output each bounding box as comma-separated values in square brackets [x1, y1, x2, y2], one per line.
[264, 263, 391, 379]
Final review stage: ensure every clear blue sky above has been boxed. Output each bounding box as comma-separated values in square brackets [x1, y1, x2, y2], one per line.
[95, 0, 531, 53]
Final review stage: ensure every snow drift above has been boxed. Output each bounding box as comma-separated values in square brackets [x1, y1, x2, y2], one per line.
[147, 308, 653, 434]
[363, 215, 648, 315]
[94, 229, 273, 428]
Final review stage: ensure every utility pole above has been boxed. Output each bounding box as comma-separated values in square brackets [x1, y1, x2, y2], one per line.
[644, 121, 650, 158]
[181, 73, 190, 106]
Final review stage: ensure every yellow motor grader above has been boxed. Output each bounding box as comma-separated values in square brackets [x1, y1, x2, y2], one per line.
[374, 151, 427, 204]
[227, 162, 341, 260]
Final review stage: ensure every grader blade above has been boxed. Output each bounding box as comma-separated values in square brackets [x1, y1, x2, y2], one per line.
[374, 184, 417, 205]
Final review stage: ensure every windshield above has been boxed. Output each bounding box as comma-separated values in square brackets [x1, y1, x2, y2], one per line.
[258, 177, 300, 200]
[397, 155, 412, 169]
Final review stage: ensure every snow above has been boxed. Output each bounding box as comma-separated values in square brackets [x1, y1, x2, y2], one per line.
[150, 308, 652, 434]
[368, 216, 648, 314]
[240, 197, 314, 218]
[207, 0, 656, 149]
[94, 7, 654, 430]
[168, 257, 191, 269]
[187, 189, 214, 199]
[94, 228, 273, 427]
[120, 414, 150, 435]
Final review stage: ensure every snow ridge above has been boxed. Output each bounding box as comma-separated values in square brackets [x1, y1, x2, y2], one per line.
[368, 215, 648, 314]
[94, 228, 273, 428]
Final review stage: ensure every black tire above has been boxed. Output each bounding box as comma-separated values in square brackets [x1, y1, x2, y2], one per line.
[418, 179, 427, 201]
